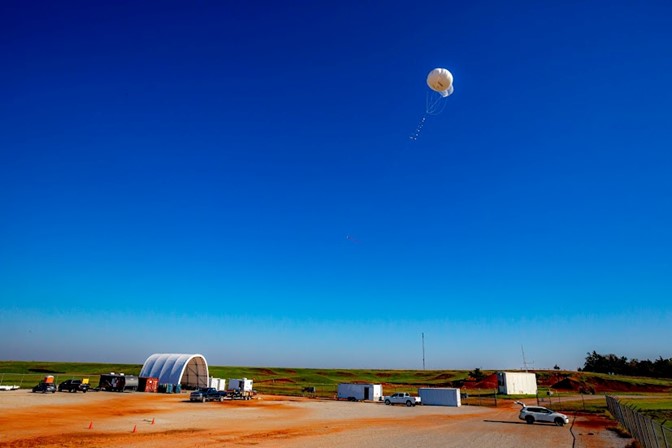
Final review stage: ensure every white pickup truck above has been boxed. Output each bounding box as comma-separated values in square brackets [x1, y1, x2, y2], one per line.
[383, 392, 422, 407]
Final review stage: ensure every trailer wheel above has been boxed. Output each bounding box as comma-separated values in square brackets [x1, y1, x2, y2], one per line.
[405, 400, 412, 407]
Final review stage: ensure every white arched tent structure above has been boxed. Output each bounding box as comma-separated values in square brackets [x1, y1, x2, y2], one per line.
[140, 353, 209, 389]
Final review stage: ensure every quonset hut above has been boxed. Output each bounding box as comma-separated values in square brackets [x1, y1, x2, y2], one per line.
[140, 353, 209, 390]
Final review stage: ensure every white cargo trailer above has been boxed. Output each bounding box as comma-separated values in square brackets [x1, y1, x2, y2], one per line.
[418, 387, 461, 407]
[337, 383, 382, 402]
[497, 371, 537, 395]
[209, 377, 226, 391]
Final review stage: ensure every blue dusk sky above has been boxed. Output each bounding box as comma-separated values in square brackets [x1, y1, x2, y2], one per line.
[1, 0, 671, 371]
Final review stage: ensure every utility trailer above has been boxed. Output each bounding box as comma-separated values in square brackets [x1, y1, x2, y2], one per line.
[337, 383, 383, 402]
[98, 373, 139, 392]
[227, 378, 255, 400]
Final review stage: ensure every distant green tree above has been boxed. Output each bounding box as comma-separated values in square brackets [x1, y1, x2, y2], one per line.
[469, 368, 485, 381]
[553, 364, 560, 370]
[583, 351, 672, 378]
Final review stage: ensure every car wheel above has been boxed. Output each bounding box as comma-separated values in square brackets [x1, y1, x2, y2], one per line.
[555, 418, 565, 427]
[406, 401, 412, 407]
[525, 416, 534, 424]
[384, 399, 391, 405]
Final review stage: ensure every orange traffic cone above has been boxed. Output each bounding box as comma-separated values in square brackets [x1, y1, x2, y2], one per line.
[132, 424, 137, 433]
[88, 421, 93, 430]
[151, 417, 155, 425]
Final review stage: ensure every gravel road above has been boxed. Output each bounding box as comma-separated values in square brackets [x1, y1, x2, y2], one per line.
[0, 390, 633, 447]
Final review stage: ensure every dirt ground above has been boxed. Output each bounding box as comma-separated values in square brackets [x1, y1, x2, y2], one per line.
[0, 390, 633, 448]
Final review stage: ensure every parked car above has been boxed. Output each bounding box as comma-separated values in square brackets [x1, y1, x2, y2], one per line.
[32, 382, 56, 393]
[516, 401, 569, 426]
[189, 387, 227, 402]
[58, 379, 90, 393]
[383, 392, 422, 407]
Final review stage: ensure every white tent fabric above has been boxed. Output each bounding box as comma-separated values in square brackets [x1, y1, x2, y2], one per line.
[140, 353, 209, 388]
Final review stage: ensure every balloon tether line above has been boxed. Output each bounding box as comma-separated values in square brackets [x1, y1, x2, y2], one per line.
[409, 113, 428, 141]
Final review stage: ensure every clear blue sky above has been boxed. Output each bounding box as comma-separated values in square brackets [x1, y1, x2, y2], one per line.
[1, 0, 671, 371]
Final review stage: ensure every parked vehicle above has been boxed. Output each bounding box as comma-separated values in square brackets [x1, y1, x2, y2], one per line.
[32, 382, 56, 393]
[190, 387, 227, 402]
[58, 379, 90, 393]
[32, 375, 56, 394]
[516, 401, 569, 426]
[383, 392, 422, 407]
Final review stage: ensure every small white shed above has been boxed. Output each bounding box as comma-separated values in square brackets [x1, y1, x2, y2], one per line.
[497, 371, 537, 395]
[418, 387, 461, 407]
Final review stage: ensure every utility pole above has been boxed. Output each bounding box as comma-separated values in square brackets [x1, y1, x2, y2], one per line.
[521, 345, 529, 372]
[422, 333, 426, 370]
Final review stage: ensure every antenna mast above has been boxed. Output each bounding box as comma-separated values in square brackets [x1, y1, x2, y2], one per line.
[422, 333, 426, 370]
[521, 345, 529, 372]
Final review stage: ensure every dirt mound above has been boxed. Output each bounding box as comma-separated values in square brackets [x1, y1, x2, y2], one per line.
[549, 375, 672, 394]
[433, 373, 456, 380]
[462, 373, 498, 390]
[551, 377, 592, 393]
[589, 376, 669, 393]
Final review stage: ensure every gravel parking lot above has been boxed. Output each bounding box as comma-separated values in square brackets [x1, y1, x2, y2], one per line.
[0, 390, 632, 447]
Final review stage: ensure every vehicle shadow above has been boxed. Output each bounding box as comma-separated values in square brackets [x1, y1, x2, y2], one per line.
[484, 420, 560, 427]
[483, 420, 529, 425]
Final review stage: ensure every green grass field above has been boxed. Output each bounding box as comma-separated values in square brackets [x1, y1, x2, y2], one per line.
[0, 361, 472, 396]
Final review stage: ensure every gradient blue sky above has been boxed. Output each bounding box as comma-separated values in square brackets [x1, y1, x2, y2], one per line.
[1, 0, 671, 370]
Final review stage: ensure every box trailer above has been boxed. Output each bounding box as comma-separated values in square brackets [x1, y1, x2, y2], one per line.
[337, 383, 383, 402]
[418, 387, 461, 407]
[209, 377, 227, 391]
[497, 371, 537, 395]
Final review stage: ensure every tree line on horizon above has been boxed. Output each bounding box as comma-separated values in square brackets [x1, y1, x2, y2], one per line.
[580, 351, 672, 378]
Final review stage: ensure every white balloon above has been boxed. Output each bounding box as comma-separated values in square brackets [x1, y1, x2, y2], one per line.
[426, 68, 454, 95]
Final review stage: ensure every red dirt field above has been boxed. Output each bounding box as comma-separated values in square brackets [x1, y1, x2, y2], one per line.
[0, 390, 633, 448]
